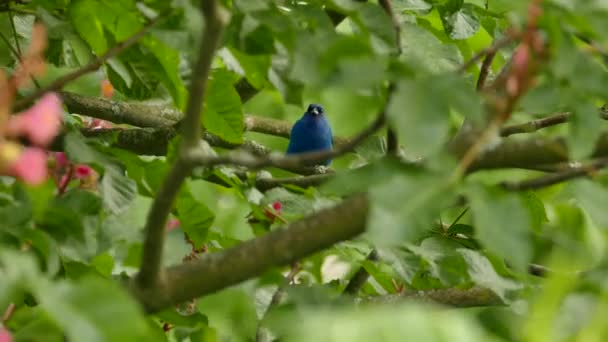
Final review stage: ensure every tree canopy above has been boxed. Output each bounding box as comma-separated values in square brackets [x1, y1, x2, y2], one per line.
[1, 0, 608, 341]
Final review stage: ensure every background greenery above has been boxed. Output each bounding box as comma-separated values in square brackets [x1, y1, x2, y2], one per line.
[1, 0, 608, 341]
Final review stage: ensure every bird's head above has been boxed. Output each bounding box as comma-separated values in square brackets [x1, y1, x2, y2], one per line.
[306, 104, 324, 116]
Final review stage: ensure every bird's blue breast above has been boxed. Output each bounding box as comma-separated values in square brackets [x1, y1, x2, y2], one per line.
[286, 113, 333, 165]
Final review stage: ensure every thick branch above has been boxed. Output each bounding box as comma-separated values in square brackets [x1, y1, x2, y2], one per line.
[136, 1, 227, 289]
[365, 287, 503, 307]
[61, 92, 181, 127]
[14, 14, 164, 111]
[133, 194, 369, 313]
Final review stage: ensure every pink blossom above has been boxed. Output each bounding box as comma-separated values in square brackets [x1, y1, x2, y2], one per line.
[8, 92, 62, 146]
[272, 201, 282, 212]
[9, 147, 48, 185]
[74, 164, 93, 179]
[0, 327, 12, 342]
[166, 218, 180, 232]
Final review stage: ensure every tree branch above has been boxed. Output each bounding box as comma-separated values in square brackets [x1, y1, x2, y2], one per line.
[13, 14, 165, 111]
[61, 92, 181, 127]
[254, 174, 334, 192]
[500, 112, 570, 137]
[136, 1, 227, 289]
[476, 49, 496, 90]
[132, 194, 370, 313]
[364, 287, 503, 307]
[458, 34, 516, 73]
[500, 157, 608, 191]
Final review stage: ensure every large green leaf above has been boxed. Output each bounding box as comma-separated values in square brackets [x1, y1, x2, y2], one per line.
[466, 184, 533, 272]
[69, 0, 107, 54]
[458, 249, 522, 302]
[176, 185, 215, 247]
[142, 36, 188, 108]
[368, 168, 453, 245]
[387, 79, 450, 157]
[203, 69, 244, 144]
[37, 276, 159, 341]
[267, 302, 491, 342]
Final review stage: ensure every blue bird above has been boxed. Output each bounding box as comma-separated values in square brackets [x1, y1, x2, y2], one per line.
[286, 104, 333, 166]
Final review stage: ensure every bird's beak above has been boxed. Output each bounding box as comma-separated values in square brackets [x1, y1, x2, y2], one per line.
[311, 108, 320, 115]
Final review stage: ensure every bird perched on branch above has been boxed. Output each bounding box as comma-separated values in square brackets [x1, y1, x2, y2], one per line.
[286, 104, 333, 166]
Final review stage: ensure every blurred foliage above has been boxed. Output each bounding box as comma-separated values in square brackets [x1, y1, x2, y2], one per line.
[1, 0, 608, 341]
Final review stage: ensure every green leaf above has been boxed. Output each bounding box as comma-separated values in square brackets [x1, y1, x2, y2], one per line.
[368, 168, 453, 245]
[521, 192, 548, 233]
[142, 36, 188, 108]
[176, 185, 215, 247]
[439, 5, 481, 40]
[399, 21, 463, 73]
[95, 0, 141, 41]
[267, 302, 491, 342]
[407, 237, 469, 286]
[69, 0, 107, 54]
[387, 79, 450, 156]
[567, 102, 603, 159]
[393, 0, 432, 12]
[100, 167, 137, 215]
[203, 69, 244, 144]
[37, 276, 159, 341]
[197, 288, 258, 342]
[458, 249, 522, 302]
[466, 184, 532, 272]
[571, 179, 608, 229]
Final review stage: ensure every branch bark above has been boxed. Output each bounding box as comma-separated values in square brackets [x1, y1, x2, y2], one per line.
[133, 193, 370, 313]
[136, 0, 227, 289]
[364, 287, 503, 307]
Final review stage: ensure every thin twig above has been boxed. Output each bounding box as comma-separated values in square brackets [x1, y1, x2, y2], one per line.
[1, 303, 15, 322]
[378, 1, 401, 155]
[476, 49, 496, 90]
[13, 13, 165, 111]
[500, 158, 608, 191]
[500, 112, 571, 136]
[0, 29, 20, 59]
[458, 34, 516, 73]
[136, 1, 227, 289]
[343, 249, 380, 295]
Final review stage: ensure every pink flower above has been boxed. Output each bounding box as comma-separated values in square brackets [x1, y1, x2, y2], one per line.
[74, 164, 93, 179]
[272, 201, 282, 212]
[8, 92, 62, 146]
[9, 147, 47, 185]
[0, 327, 12, 342]
[166, 218, 180, 232]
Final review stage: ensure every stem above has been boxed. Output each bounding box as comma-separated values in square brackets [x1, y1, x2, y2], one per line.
[343, 249, 380, 295]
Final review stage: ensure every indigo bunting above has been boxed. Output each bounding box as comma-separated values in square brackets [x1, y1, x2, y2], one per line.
[286, 104, 333, 165]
